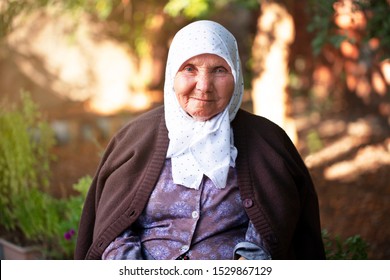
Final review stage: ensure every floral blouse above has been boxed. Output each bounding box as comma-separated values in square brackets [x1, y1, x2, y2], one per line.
[102, 159, 270, 260]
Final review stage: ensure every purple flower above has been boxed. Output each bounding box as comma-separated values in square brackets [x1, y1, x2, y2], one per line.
[64, 229, 76, 241]
[64, 232, 72, 240]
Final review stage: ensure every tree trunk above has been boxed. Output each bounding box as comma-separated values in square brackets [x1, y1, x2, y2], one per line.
[251, 1, 297, 143]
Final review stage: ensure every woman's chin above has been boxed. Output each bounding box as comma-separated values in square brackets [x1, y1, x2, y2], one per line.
[188, 111, 218, 122]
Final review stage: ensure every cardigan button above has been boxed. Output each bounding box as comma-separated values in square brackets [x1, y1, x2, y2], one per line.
[243, 198, 253, 208]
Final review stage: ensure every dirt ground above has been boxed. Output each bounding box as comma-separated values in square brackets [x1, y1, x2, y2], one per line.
[296, 109, 390, 259]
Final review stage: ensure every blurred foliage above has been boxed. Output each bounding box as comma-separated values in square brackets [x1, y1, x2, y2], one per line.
[164, 0, 211, 18]
[164, 0, 259, 18]
[365, 2, 390, 56]
[50, 175, 91, 259]
[305, 0, 390, 119]
[0, 92, 91, 259]
[322, 229, 368, 260]
[12, 174, 92, 259]
[306, 0, 345, 55]
[0, 0, 112, 38]
[0, 0, 259, 42]
[0, 91, 55, 231]
[306, 129, 324, 154]
[307, 0, 390, 59]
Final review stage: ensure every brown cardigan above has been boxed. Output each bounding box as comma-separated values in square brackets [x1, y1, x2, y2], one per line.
[74, 106, 325, 259]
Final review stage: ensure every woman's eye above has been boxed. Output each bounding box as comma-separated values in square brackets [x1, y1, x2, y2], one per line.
[183, 65, 195, 72]
[214, 67, 228, 73]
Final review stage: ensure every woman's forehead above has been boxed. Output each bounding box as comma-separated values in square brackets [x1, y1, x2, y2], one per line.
[181, 54, 230, 68]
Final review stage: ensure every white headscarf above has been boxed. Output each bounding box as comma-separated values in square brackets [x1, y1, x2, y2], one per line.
[164, 20, 243, 190]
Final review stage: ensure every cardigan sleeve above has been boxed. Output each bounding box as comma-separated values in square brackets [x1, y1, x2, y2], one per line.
[102, 228, 144, 260]
[232, 109, 325, 259]
[74, 106, 168, 260]
[280, 130, 326, 259]
[233, 222, 272, 260]
[74, 136, 118, 260]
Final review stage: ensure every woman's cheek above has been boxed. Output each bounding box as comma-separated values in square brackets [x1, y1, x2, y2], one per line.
[174, 75, 194, 97]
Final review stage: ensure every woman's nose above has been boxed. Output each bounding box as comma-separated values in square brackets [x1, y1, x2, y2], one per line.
[196, 72, 213, 93]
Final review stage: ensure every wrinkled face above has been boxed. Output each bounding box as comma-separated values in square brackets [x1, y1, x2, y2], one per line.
[173, 54, 235, 121]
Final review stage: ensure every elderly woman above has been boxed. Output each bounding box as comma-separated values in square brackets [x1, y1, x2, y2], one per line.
[75, 20, 325, 260]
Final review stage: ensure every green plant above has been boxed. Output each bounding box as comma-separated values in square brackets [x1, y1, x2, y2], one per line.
[50, 175, 91, 259]
[0, 91, 92, 259]
[306, 129, 323, 154]
[307, 0, 390, 59]
[0, 91, 55, 234]
[4, 174, 92, 259]
[322, 229, 369, 260]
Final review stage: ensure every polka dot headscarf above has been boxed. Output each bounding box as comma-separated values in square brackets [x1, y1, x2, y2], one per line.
[164, 20, 244, 190]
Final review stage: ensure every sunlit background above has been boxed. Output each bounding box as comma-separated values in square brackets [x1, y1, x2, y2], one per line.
[0, 0, 389, 260]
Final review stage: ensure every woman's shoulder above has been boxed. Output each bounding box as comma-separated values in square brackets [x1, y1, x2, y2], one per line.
[118, 106, 164, 130]
[234, 109, 285, 134]
[115, 106, 164, 135]
[233, 109, 296, 152]
[127, 105, 164, 125]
